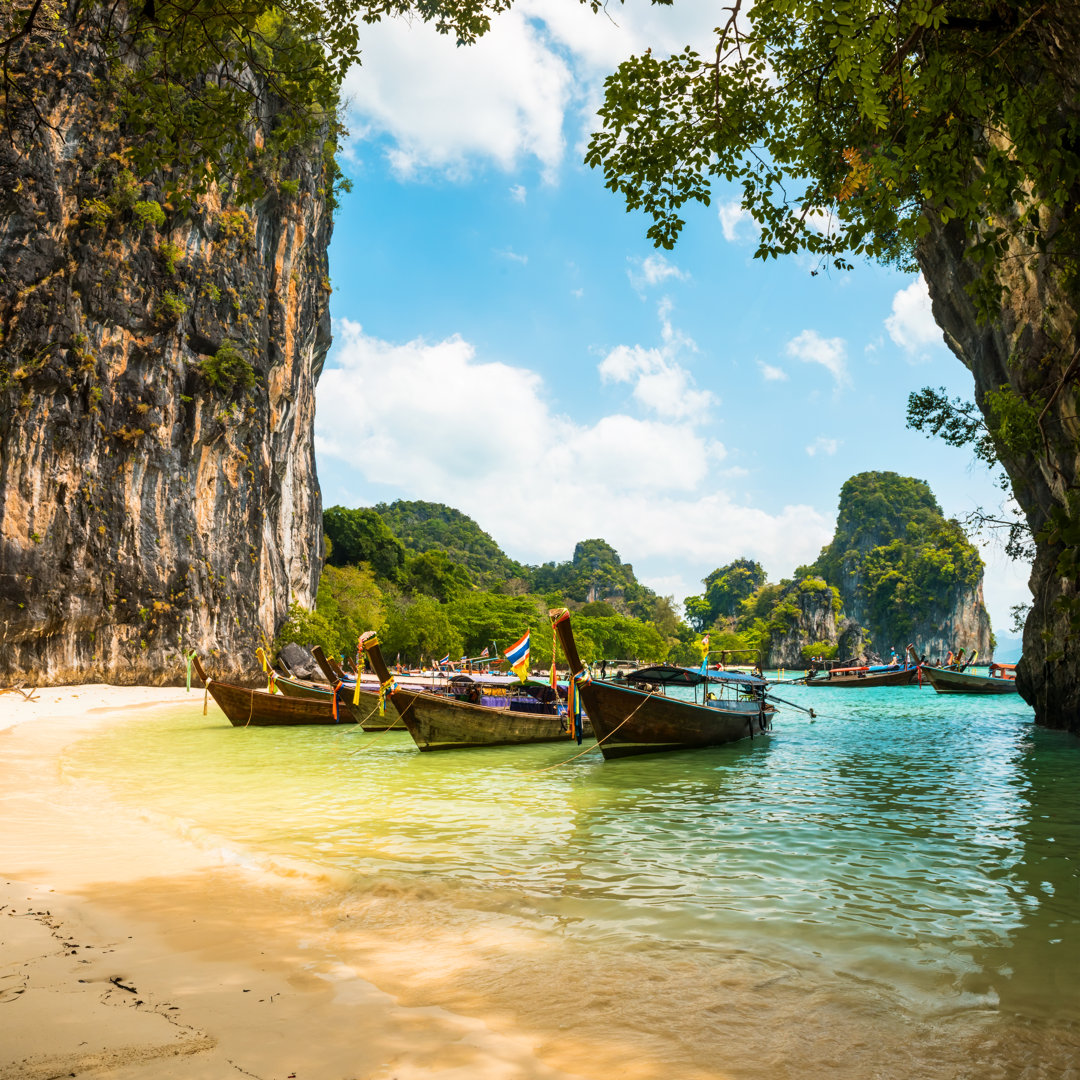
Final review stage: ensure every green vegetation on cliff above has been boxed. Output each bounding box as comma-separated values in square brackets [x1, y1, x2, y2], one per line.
[809, 472, 984, 647]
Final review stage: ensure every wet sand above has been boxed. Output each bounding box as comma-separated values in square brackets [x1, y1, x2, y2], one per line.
[0, 687, 616, 1080]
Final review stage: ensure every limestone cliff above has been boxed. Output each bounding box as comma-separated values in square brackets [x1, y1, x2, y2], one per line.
[922, 216, 1079, 730]
[912, 6, 1080, 732]
[0, 20, 332, 684]
[810, 472, 992, 662]
[763, 578, 867, 668]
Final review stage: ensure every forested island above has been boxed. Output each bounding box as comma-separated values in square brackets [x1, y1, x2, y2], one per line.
[291, 472, 992, 670]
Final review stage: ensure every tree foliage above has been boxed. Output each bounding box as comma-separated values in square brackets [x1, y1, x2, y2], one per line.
[373, 500, 529, 588]
[322, 505, 405, 579]
[684, 558, 767, 629]
[585, 0, 1080, 297]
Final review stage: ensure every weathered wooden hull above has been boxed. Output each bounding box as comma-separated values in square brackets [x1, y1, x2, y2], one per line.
[923, 666, 1019, 694]
[390, 689, 579, 750]
[273, 674, 404, 729]
[805, 667, 920, 688]
[580, 680, 769, 759]
[207, 679, 358, 726]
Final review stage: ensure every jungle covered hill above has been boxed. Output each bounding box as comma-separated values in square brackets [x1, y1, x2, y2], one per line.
[280, 473, 994, 670]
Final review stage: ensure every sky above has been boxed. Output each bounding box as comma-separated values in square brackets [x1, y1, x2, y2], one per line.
[313, 0, 1032, 637]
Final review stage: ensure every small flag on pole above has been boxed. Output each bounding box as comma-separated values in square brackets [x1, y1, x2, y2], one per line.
[437, 653, 450, 667]
[480, 646, 489, 658]
[503, 631, 530, 682]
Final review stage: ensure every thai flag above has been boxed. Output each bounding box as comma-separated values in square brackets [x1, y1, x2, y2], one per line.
[480, 646, 490, 658]
[437, 653, 450, 666]
[503, 632, 530, 680]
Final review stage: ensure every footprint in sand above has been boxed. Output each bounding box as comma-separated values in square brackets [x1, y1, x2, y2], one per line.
[0, 973, 27, 1002]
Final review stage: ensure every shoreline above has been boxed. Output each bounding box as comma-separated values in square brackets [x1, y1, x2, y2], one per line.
[0, 687, 610, 1080]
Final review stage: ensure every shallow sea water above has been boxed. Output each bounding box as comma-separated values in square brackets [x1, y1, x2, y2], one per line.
[66, 683, 1080, 1079]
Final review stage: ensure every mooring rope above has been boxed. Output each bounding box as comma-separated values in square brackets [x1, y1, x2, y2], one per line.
[528, 688, 657, 774]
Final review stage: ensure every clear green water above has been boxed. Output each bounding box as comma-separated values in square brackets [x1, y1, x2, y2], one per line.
[65, 683, 1080, 1076]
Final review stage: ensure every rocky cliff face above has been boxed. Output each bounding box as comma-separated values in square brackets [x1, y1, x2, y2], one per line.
[811, 472, 993, 664]
[764, 580, 842, 668]
[0, 27, 332, 684]
[837, 561, 993, 663]
[923, 217, 1079, 728]
[914, 6, 1080, 732]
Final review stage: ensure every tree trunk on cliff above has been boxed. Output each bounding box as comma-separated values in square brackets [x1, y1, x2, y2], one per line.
[0, 13, 333, 684]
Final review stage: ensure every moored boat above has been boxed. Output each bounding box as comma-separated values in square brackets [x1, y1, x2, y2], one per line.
[804, 646, 921, 687]
[550, 607, 771, 759]
[309, 647, 405, 730]
[190, 655, 358, 726]
[359, 632, 581, 750]
[923, 662, 1020, 694]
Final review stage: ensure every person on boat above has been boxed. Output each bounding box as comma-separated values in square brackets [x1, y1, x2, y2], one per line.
[600, 659, 608, 679]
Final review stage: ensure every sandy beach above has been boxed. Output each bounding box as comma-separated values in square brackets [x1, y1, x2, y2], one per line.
[0, 686, 631, 1080]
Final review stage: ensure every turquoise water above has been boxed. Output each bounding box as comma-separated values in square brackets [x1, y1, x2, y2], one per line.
[65, 683, 1080, 1077]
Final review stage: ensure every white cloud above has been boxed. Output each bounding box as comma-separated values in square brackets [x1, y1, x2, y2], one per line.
[627, 253, 689, 293]
[598, 300, 714, 422]
[805, 436, 840, 457]
[718, 201, 756, 243]
[317, 321, 831, 572]
[885, 274, 943, 359]
[498, 247, 529, 265]
[343, 0, 725, 180]
[759, 362, 788, 382]
[343, 13, 572, 179]
[785, 329, 850, 388]
[509, 184, 527, 203]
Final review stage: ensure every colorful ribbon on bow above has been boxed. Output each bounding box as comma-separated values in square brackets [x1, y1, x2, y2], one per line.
[377, 675, 397, 718]
[567, 668, 591, 744]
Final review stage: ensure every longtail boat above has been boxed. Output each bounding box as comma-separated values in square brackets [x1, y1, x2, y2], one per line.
[804, 645, 922, 687]
[190, 655, 357, 726]
[923, 662, 1019, 694]
[359, 631, 581, 750]
[550, 608, 772, 759]
[309, 647, 405, 730]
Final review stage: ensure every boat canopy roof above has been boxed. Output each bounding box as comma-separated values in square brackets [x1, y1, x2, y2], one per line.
[622, 664, 766, 688]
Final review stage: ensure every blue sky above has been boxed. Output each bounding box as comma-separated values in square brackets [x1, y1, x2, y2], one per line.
[314, 0, 1031, 635]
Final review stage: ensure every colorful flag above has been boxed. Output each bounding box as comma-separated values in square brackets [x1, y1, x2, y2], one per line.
[702, 634, 710, 651]
[437, 653, 450, 666]
[503, 631, 530, 681]
[480, 646, 490, 658]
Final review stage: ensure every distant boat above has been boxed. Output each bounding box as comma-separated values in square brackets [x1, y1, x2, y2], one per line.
[190, 655, 357, 726]
[550, 608, 771, 759]
[805, 646, 921, 687]
[923, 663, 1020, 694]
[359, 632, 581, 751]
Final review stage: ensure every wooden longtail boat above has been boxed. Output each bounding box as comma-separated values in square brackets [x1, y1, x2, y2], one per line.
[190, 655, 358, 726]
[309, 647, 405, 731]
[804, 645, 921, 687]
[359, 632, 580, 750]
[923, 663, 1020, 694]
[550, 608, 770, 759]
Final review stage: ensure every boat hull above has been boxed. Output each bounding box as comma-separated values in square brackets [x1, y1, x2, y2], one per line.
[580, 680, 769, 759]
[390, 689, 579, 750]
[273, 675, 404, 730]
[923, 667, 1019, 694]
[207, 679, 358, 726]
[805, 667, 920, 688]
